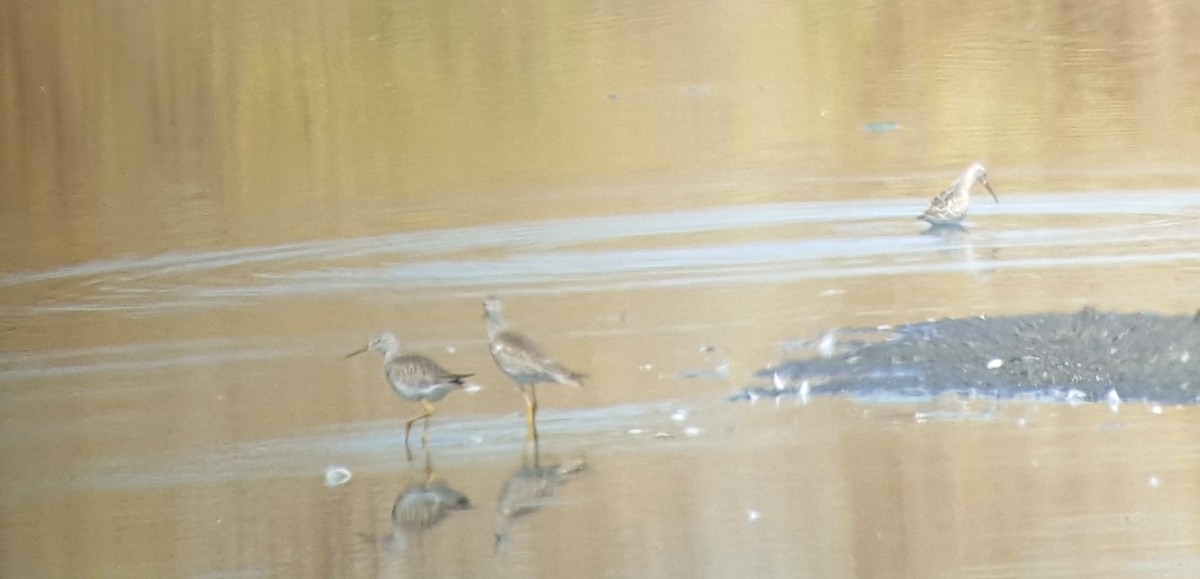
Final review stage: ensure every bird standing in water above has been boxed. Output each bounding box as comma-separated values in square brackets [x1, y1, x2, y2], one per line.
[483, 296, 585, 441]
[346, 331, 473, 454]
[919, 161, 998, 225]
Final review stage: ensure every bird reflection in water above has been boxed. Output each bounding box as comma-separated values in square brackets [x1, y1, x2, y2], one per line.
[920, 219, 1001, 274]
[919, 221, 969, 238]
[494, 440, 587, 552]
[384, 448, 470, 554]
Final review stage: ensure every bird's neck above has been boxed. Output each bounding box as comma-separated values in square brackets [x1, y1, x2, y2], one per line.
[486, 315, 505, 341]
[381, 346, 402, 364]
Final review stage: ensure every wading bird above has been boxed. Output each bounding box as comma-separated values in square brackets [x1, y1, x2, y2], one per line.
[919, 161, 998, 225]
[346, 331, 473, 454]
[484, 296, 585, 441]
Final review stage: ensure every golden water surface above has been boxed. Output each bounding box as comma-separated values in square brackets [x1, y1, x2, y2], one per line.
[4, 1, 1200, 577]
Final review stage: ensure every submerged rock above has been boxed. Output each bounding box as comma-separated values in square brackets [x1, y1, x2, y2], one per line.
[743, 308, 1200, 404]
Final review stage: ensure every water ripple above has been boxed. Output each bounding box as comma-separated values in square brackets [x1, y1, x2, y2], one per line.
[4, 190, 1200, 313]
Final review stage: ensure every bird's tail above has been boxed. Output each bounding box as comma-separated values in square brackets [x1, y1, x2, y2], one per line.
[452, 374, 483, 393]
[562, 371, 587, 387]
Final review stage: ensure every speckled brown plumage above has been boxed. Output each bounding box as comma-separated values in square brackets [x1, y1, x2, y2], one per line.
[919, 161, 998, 225]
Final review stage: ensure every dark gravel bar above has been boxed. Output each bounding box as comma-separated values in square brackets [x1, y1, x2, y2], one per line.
[741, 308, 1200, 404]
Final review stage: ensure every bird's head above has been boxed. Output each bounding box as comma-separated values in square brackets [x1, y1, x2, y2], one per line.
[969, 161, 998, 202]
[346, 331, 399, 358]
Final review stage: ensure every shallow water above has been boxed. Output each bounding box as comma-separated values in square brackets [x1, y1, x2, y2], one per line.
[5, 0, 1200, 577]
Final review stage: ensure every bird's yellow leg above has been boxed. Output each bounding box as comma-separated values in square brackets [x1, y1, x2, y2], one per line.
[403, 415, 416, 448]
[523, 385, 539, 442]
[405, 401, 435, 449]
[419, 399, 436, 447]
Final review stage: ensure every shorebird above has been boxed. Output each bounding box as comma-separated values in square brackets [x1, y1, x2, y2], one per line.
[483, 296, 585, 441]
[918, 161, 998, 225]
[346, 331, 473, 452]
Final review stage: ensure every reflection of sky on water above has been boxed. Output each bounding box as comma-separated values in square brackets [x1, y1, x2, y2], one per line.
[66, 400, 674, 491]
[4, 190, 1200, 313]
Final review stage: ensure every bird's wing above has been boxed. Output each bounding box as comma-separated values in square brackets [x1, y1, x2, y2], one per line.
[922, 181, 964, 218]
[492, 331, 583, 384]
[389, 355, 470, 387]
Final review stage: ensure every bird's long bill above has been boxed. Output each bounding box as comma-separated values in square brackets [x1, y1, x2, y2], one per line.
[344, 345, 369, 359]
[982, 180, 999, 203]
